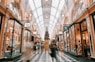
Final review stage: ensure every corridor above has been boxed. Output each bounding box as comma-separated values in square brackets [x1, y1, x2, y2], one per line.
[1, 0, 95, 62]
[18, 51, 78, 62]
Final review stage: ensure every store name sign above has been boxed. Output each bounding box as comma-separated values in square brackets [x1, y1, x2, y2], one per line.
[24, 23, 31, 27]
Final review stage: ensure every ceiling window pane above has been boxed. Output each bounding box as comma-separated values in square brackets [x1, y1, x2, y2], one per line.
[33, 11, 38, 18]
[56, 11, 61, 19]
[51, 7, 57, 16]
[52, 0, 59, 8]
[40, 21, 44, 25]
[58, 0, 65, 11]
[34, 0, 41, 8]
[29, 0, 35, 10]
[50, 16, 55, 21]
[39, 16, 43, 22]
[36, 19, 39, 23]
[37, 8, 42, 17]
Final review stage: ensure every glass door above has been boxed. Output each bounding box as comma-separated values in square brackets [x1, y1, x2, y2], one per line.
[80, 20, 90, 57]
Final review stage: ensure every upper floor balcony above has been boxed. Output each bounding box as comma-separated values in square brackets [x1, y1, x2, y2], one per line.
[72, 0, 87, 21]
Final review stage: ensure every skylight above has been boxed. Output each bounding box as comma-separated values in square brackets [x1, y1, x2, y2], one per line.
[29, 0, 44, 39]
[28, 0, 65, 39]
[49, 0, 65, 36]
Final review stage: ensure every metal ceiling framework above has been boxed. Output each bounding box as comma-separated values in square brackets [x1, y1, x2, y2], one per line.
[28, 0, 65, 39]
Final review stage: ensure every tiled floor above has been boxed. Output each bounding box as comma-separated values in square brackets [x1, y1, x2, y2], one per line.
[18, 51, 79, 62]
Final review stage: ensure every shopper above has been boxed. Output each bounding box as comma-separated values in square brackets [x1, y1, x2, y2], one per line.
[50, 40, 58, 62]
[37, 42, 41, 54]
[33, 42, 37, 54]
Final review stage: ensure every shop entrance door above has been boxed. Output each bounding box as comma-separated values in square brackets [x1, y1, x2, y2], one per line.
[80, 20, 91, 57]
[81, 31, 90, 57]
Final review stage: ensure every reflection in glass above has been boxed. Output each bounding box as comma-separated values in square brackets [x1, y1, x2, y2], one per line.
[3, 20, 22, 58]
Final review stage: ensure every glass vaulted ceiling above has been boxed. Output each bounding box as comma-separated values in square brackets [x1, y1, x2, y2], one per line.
[29, 0, 65, 39]
[49, 0, 65, 36]
[29, 0, 45, 39]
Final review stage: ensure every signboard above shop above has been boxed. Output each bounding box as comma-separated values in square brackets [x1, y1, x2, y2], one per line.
[24, 23, 31, 27]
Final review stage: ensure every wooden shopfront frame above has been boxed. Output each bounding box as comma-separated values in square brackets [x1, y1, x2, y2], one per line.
[3, 18, 23, 58]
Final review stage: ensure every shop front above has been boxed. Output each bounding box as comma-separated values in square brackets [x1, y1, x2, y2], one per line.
[63, 27, 70, 52]
[23, 29, 32, 55]
[3, 19, 22, 59]
[80, 20, 91, 57]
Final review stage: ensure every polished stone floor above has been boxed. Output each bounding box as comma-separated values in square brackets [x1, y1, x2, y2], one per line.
[18, 51, 79, 62]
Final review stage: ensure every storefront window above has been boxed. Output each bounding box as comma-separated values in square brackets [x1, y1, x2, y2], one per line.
[66, 30, 70, 52]
[63, 31, 67, 51]
[75, 24, 82, 55]
[69, 25, 76, 54]
[23, 30, 31, 52]
[80, 20, 90, 57]
[3, 19, 22, 58]
[12, 21, 22, 57]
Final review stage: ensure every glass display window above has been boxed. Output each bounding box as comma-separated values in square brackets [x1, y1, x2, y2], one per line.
[80, 20, 91, 57]
[23, 30, 31, 49]
[69, 25, 76, 53]
[75, 23, 82, 55]
[3, 19, 22, 58]
[81, 20, 87, 31]
[63, 31, 67, 51]
[3, 20, 14, 58]
[12, 21, 22, 56]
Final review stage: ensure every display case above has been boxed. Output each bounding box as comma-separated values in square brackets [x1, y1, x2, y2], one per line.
[80, 20, 90, 57]
[3, 19, 22, 58]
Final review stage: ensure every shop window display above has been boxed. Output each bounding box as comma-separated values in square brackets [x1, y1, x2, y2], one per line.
[23, 30, 31, 53]
[80, 20, 90, 57]
[3, 19, 22, 58]
[66, 30, 70, 52]
[63, 30, 70, 52]
[75, 24, 82, 55]
[63, 31, 67, 51]
[69, 26, 76, 54]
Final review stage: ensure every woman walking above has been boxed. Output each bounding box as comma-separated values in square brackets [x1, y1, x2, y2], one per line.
[50, 40, 58, 62]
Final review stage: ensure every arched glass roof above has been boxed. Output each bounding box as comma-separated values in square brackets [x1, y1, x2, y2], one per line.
[29, 0, 65, 39]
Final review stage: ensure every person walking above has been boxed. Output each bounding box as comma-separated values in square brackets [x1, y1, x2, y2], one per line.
[50, 40, 58, 62]
[33, 42, 37, 54]
[37, 42, 41, 54]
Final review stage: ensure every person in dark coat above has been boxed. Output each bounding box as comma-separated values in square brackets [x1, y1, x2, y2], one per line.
[50, 40, 58, 62]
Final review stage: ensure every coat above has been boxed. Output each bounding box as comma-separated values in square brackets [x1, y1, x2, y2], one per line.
[50, 44, 58, 58]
